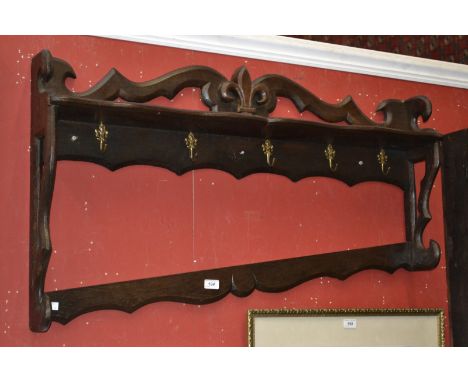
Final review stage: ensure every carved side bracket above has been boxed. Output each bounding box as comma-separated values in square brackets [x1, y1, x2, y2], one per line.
[30, 55, 57, 332]
[30, 50, 442, 332]
[411, 142, 441, 268]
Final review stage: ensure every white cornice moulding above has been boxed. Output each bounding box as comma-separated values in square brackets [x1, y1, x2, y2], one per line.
[100, 35, 468, 89]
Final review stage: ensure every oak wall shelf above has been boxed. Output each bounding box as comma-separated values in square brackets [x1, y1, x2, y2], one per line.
[30, 50, 442, 332]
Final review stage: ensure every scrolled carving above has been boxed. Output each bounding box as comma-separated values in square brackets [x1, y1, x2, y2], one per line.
[35, 50, 439, 133]
[36, 50, 232, 107]
[35, 50, 78, 97]
[377, 96, 433, 132]
[31, 50, 442, 332]
[250, 74, 378, 125]
[218, 66, 269, 113]
[409, 142, 441, 269]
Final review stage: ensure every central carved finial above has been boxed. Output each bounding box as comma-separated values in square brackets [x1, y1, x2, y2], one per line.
[220, 66, 269, 114]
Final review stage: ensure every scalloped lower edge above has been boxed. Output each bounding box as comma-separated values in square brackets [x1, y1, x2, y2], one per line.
[43, 241, 440, 328]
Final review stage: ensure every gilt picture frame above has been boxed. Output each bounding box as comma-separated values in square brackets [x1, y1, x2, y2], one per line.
[247, 308, 444, 347]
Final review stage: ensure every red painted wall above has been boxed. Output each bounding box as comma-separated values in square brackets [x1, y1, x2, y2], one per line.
[0, 35, 467, 346]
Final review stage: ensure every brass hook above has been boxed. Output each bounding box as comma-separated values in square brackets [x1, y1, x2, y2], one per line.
[185, 132, 198, 161]
[377, 148, 391, 175]
[324, 144, 338, 172]
[95, 121, 108, 152]
[262, 139, 275, 167]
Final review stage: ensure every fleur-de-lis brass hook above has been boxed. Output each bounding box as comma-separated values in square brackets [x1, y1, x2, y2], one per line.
[262, 139, 275, 167]
[377, 148, 391, 175]
[95, 121, 108, 152]
[185, 132, 198, 161]
[324, 144, 338, 172]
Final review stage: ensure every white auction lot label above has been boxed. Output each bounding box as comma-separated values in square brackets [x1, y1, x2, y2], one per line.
[343, 318, 357, 329]
[204, 279, 220, 290]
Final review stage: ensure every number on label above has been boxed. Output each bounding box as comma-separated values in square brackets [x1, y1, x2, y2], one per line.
[343, 319, 357, 329]
[204, 279, 220, 290]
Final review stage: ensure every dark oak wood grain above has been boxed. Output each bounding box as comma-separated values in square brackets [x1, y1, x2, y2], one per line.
[442, 129, 468, 346]
[55, 119, 413, 189]
[48, 242, 439, 325]
[29, 50, 442, 331]
[29, 54, 57, 332]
